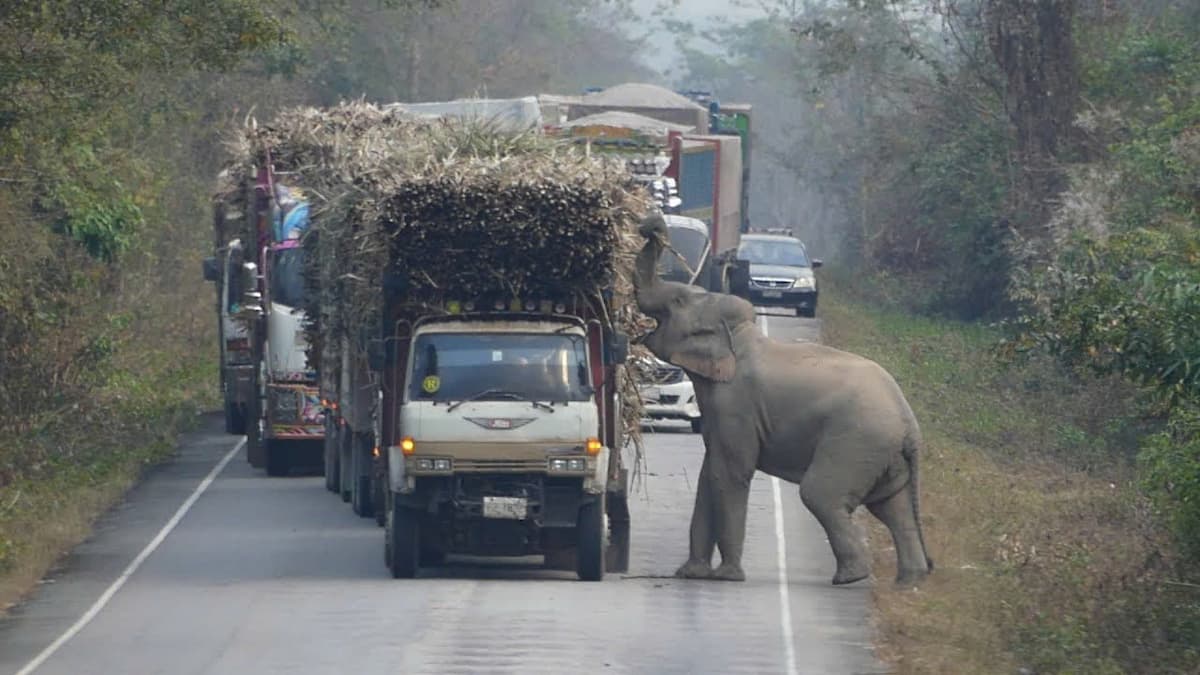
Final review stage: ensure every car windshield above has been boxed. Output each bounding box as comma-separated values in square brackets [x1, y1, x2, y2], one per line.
[659, 225, 709, 283]
[738, 239, 810, 267]
[271, 247, 306, 308]
[409, 332, 591, 403]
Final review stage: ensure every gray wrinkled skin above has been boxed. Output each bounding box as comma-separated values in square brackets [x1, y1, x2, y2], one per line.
[634, 214, 933, 586]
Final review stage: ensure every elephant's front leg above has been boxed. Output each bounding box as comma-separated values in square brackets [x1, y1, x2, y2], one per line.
[675, 451, 718, 579]
[677, 432, 756, 582]
[709, 450, 754, 581]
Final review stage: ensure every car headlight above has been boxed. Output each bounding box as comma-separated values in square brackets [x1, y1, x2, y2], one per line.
[792, 276, 816, 290]
[271, 389, 301, 422]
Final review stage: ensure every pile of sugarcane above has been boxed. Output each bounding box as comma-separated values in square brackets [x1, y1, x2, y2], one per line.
[216, 100, 654, 460]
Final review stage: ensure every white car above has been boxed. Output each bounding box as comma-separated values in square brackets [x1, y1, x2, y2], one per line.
[636, 356, 702, 433]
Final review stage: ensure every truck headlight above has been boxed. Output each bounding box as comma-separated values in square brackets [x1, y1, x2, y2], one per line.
[413, 457, 451, 472]
[792, 276, 815, 290]
[548, 457, 588, 473]
[271, 389, 301, 422]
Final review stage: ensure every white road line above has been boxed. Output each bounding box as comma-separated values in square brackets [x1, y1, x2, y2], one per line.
[760, 315, 799, 675]
[16, 438, 245, 675]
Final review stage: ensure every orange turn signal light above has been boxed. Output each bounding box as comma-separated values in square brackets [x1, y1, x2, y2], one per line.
[585, 438, 602, 455]
[400, 437, 415, 455]
[372, 446, 380, 458]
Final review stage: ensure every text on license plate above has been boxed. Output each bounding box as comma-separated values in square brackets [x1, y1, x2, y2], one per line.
[483, 496, 527, 519]
[763, 290, 783, 298]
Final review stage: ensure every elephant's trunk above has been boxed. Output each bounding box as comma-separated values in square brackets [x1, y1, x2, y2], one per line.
[634, 214, 670, 316]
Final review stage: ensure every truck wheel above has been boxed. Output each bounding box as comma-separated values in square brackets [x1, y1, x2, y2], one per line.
[352, 435, 374, 518]
[338, 427, 353, 503]
[796, 306, 816, 318]
[246, 418, 265, 469]
[323, 421, 339, 493]
[387, 500, 420, 579]
[576, 496, 606, 581]
[372, 471, 386, 527]
[224, 402, 246, 435]
[690, 417, 703, 434]
[265, 439, 290, 477]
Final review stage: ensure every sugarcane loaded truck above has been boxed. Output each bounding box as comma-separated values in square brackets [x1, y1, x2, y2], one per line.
[208, 167, 325, 475]
[318, 96, 548, 520]
[202, 197, 255, 435]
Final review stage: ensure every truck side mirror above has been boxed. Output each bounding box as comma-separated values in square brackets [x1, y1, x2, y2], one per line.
[811, 259, 824, 269]
[202, 256, 219, 282]
[605, 332, 629, 365]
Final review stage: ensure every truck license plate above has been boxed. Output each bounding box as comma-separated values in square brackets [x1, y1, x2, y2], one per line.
[483, 496, 527, 519]
[763, 290, 783, 298]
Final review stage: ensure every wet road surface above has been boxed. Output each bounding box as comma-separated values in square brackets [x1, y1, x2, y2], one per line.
[0, 312, 887, 675]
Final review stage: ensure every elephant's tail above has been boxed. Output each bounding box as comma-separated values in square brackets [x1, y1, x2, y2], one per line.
[902, 431, 934, 572]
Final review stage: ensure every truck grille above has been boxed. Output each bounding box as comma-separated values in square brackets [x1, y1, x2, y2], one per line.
[454, 458, 547, 473]
[658, 395, 680, 405]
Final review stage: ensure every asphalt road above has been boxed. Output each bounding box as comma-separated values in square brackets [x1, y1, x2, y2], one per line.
[0, 312, 887, 675]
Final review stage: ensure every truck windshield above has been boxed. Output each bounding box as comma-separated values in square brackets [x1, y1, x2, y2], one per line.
[271, 247, 306, 308]
[659, 225, 709, 284]
[410, 332, 591, 403]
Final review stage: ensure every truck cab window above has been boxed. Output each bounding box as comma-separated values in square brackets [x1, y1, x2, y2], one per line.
[410, 332, 591, 402]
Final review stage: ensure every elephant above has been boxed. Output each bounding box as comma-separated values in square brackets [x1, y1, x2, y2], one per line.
[633, 213, 933, 586]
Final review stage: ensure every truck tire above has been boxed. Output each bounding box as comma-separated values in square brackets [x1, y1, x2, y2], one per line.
[246, 405, 265, 469]
[387, 499, 420, 579]
[351, 434, 374, 518]
[690, 417, 703, 434]
[338, 426, 353, 503]
[224, 402, 246, 435]
[265, 439, 290, 477]
[576, 496, 606, 581]
[323, 419, 339, 493]
[372, 470, 386, 527]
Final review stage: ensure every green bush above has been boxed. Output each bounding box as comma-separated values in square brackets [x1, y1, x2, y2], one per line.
[1140, 408, 1200, 562]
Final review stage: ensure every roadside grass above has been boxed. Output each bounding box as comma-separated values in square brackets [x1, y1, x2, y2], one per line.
[0, 335, 218, 613]
[820, 283, 1200, 674]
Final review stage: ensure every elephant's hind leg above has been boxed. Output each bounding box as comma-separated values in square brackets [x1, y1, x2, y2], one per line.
[799, 470, 871, 586]
[866, 483, 930, 586]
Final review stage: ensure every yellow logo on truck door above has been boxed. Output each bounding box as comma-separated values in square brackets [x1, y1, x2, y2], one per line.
[422, 375, 441, 394]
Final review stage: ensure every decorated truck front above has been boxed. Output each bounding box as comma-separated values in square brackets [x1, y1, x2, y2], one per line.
[385, 302, 629, 581]
[242, 172, 325, 475]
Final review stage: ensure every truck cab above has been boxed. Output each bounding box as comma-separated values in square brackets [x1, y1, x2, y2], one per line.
[202, 237, 254, 435]
[385, 310, 625, 581]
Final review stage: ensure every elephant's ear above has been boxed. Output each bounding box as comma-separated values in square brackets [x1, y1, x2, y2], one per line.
[668, 331, 736, 382]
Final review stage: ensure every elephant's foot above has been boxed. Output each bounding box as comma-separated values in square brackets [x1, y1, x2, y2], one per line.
[831, 559, 870, 586]
[711, 562, 746, 582]
[894, 567, 931, 588]
[674, 559, 713, 579]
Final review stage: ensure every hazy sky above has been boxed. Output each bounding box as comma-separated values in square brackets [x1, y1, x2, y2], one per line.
[629, 0, 766, 80]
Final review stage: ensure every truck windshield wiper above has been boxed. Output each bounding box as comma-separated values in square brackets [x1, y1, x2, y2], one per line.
[446, 389, 555, 413]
